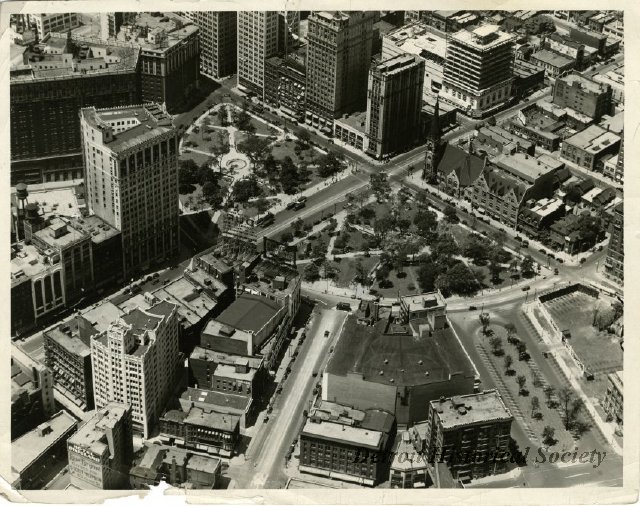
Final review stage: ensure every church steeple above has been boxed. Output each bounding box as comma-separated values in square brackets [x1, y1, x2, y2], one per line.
[423, 96, 443, 182]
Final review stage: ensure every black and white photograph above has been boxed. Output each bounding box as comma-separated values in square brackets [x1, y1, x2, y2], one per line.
[3, 2, 634, 502]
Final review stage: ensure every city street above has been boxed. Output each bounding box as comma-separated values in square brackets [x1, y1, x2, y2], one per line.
[227, 308, 348, 489]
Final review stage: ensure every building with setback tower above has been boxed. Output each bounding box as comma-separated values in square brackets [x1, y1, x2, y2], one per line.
[305, 11, 374, 133]
[80, 104, 180, 278]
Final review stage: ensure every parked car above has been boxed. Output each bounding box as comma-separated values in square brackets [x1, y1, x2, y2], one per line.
[324, 330, 330, 338]
[557, 258, 564, 264]
[286, 201, 297, 210]
[469, 305, 478, 311]
[153, 272, 160, 278]
[554, 268, 559, 275]
[519, 351, 531, 361]
[337, 302, 351, 311]
[522, 285, 530, 291]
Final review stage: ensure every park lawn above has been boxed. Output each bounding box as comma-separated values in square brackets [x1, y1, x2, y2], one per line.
[336, 228, 374, 254]
[374, 265, 421, 298]
[180, 150, 212, 167]
[248, 116, 278, 136]
[332, 256, 379, 288]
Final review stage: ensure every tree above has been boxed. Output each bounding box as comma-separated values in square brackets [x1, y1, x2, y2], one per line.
[254, 197, 270, 215]
[370, 172, 390, 200]
[489, 260, 503, 283]
[417, 261, 437, 292]
[296, 129, 311, 149]
[354, 259, 368, 285]
[434, 273, 451, 296]
[531, 396, 540, 417]
[433, 234, 460, 259]
[504, 354, 513, 373]
[516, 375, 527, 393]
[321, 259, 337, 279]
[447, 263, 480, 296]
[443, 204, 458, 223]
[532, 372, 544, 389]
[557, 387, 585, 431]
[202, 181, 218, 199]
[542, 426, 556, 446]
[374, 215, 395, 242]
[489, 336, 504, 356]
[543, 385, 556, 406]
[317, 152, 342, 178]
[232, 178, 262, 203]
[279, 156, 300, 195]
[463, 236, 490, 265]
[414, 209, 438, 239]
[179, 182, 196, 195]
[479, 312, 491, 335]
[292, 217, 304, 236]
[487, 115, 497, 126]
[505, 323, 517, 339]
[396, 218, 411, 235]
[179, 158, 200, 184]
[303, 263, 320, 282]
[237, 134, 271, 165]
[521, 255, 535, 278]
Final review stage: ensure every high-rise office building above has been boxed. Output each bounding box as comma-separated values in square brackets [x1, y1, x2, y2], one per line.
[182, 11, 237, 79]
[9, 33, 141, 185]
[365, 54, 424, 159]
[278, 11, 300, 54]
[604, 202, 623, 285]
[99, 12, 136, 40]
[237, 11, 280, 96]
[305, 11, 374, 132]
[90, 302, 180, 438]
[441, 24, 515, 118]
[67, 403, 134, 489]
[80, 104, 180, 278]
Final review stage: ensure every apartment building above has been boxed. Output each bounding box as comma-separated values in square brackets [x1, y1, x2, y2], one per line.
[305, 11, 374, 132]
[423, 391, 513, 483]
[90, 302, 180, 438]
[560, 124, 621, 171]
[602, 371, 623, 425]
[237, 11, 280, 97]
[80, 103, 180, 278]
[67, 403, 134, 489]
[441, 25, 515, 118]
[365, 54, 424, 159]
[182, 11, 237, 79]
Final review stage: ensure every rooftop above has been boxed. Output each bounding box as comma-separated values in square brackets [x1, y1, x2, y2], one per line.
[514, 58, 545, 78]
[44, 315, 97, 357]
[600, 112, 624, 135]
[182, 406, 241, 432]
[326, 312, 475, 387]
[117, 12, 198, 52]
[10, 33, 139, 82]
[187, 454, 221, 474]
[526, 198, 564, 218]
[33, 217, 89, 250]
[11, 243, 57, 281]
[374, 53, 423, 75]
[81, 103, 174, 153]
[335, 110, 368, 134]
[493, 152, 564, 183]
[213, 362, 257, 382]
[450, 24, 515, 50]
[384, 23, 448, 59]
[400, 292, 446, 313]
[11, 411, 77, 473]
[68, 403, 129, 458]
[531, 49, 575, 68]
[189, 347, 263, 370]
[432, 390, 512, 429]
[563, 124, 620, 154]
[216, 293, 282, 334]
[82, 301, 123, 333]
[180, 387, 251, 414]
[69, 215, 120, 244]
[302, 419, 384, 450]
[557, 73, 610, 95]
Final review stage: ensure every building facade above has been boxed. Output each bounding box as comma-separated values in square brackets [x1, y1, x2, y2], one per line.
[305, 11, 374, 132]
[264, 45, 306, 121]
[423, 391, 513, 483]
[182, 11, 237, 79]
[80, 104, 180, 278]
[44, 316, 98, 410]
[365, 54, 424, 159]
[604, 202, 623, 285]
[552, 73, 612, 120]
[602, 371, 623, 426]
[10, 33, 141, 184]
[441, 25, 515, 118]
[28, 13, 79, 38]
[560, 124, 621, 171]
[90, 302, 180, 438]
[67, 403, 134, 489]
[237, 11, 280, 96]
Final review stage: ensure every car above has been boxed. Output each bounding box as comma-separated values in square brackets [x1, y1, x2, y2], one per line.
[597, 245, 604, 251]
[557, 258, 564, 264]
[469, 305, 478, 311]
[145, 276, 153, 282]
[263, 416, 269, 423]
[324, 330, 330, 338]
[153, 272, 160, 278]
[276, 385, 283, 394]
[522, 241, 530, 247]
[580, 258, 587, 264]
[337, 302, 351, 311]
[330, 347, 334, 353]
[286, 201, 297, 210]
[312, 372, 318, 377]
[522, 285, 530, 291]
[538, 248, 545, 253]
[519, 351, 531, 361]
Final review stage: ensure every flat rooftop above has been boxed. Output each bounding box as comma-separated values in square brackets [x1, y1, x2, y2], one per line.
[374, 53, 422, 75]
[213, 362, 256, 382]
[531, 49, 574, 68]
[600, 112, 624, 135]
[558, 73, 610, 94]
[493, 152, 564, 183]
[527, 198, 564, 218]
[216, 293, 282, 334]
[302, 419, 383, 450]
[68, 403, 129, 457]
[563, 124, 620, 154]
[450, 24, 515, 50]
[14, 186, 84, 220]
[81, 104, 174, 153]
[326, 313, 475, 388]
[44, 315, 97, 357]
[432, 390, 512, 429]
[190, 347, 263, 370]
[401, 292, 446, 312]
[12, 411, 77, 473]
[384, 23, 447, 59]
[181, 387, 251, 414]
[33, 218, 88, 250]
[82, 301, 123, 333]
[187, 454, 221, 474]
[182, 406, 241, 432]
[335, 111, 368, 134]
[69, 215, 120, 244]
[11, 243, 56, 280]
[118, 12, 198, 52]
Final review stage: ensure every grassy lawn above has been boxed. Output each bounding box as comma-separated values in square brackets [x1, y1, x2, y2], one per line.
[249, 117, 278, 136]
[334, 227, 374, 254]
[373, 265, 421, 297]
[332, 256, 379, 288]
[180, 150, 212, 166]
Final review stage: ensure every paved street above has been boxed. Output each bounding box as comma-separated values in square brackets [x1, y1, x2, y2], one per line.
[227, 308, 348, 489]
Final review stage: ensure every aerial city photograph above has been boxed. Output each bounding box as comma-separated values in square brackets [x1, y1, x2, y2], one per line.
[6, 7, 625, 494]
